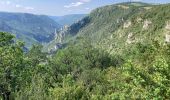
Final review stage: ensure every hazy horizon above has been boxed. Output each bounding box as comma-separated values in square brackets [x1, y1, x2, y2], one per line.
[0, 0, 169, 16]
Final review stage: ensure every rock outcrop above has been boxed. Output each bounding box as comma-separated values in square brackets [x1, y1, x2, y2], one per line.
[165, 34, 170, 42]
[143, 20, 152, 30]
[123, 21, 131, 28]
[126, 33, 134, 44]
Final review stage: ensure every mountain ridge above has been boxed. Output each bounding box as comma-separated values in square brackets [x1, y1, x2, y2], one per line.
[49, 14, 87, 26]
[45, 2, 154, 52]
[0, 12, 61, 48]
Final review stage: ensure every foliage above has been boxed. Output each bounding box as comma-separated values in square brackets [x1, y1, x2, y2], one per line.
[2, 2, 170, 100]
[0, 32, 51, 100]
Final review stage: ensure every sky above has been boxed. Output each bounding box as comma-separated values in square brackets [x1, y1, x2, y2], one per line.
[0, 0, 169, 16]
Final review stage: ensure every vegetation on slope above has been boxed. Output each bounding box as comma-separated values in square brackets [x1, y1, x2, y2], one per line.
[0, 12, 61, 48]
[45, 2, 151, 52]
[1, 31, 170, 99]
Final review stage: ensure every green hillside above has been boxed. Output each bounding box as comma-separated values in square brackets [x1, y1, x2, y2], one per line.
[42, 2, 170, 99]
[46, 2, 170, 55]
[45, 2, 152, 52]
[0, 12, 61, 48]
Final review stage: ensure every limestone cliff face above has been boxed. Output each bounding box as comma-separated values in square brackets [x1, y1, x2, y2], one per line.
[165, 21, 170, 30]
[46, 26, 69, 52]
[55, 25, 69, 43]
[165, 21, 170, 42]
[143, 20, 152, 30]
[45, 16, 90, 52]
[123, 21, 131, 28]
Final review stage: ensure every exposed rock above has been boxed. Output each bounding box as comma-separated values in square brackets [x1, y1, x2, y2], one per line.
[110, 35, 113, 39]
[117, 5, 129, 9]
[143, 7, 152, 10]
[117, 18, 124, 24]
[117, 19, 120, 24]
[123, 21, 131, 28]
[127, 39, 132, 44]
[48, 43, 62, 53]
[164, 21, 170, 42]
[165, 21, 170, 30]
[165, 34, 170, 42]
[126, 33, 134, 44]
[143, 20, 152, 30]
[137, 17, 142, 23]
[90, 23, 94, 26]
[121, 18, 124, 22]
[54, 25, 69, 43]
[128, 33, 133, 39]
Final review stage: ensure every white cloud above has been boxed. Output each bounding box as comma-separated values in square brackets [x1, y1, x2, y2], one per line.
[85, 7, 90, 10]
[25, 7, 34, 10]
[64, 2, 83, 8]
[64, 0, 92, 8]
[15, 4, 22, 8]
[0, 0, 34, 11]
[0, 1, 11, 5]
[80, 0, 91, 2]
[132, 0, 142, 1]
[6, 1, 11, 5]
[15, 4, 34, 10]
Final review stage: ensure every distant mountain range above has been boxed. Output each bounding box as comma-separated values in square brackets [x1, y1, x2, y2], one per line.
[49, 14, 87, 26]
[0, 12, 86, 48]
[0, 12, 61, 48]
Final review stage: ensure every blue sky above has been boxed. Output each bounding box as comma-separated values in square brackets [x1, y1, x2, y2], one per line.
[0, 0, 169, 16]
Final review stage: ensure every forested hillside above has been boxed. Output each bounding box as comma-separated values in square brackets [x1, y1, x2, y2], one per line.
[45, 2, 152, 52]
[1, 2, 170, 100]
[0, 12, 61, 48]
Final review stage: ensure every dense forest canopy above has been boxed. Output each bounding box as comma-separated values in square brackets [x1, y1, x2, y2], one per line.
[1, 31, 170, 99]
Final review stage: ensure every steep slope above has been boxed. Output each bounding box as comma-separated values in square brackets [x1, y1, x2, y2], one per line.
[45, 2, 170, 55]
[0, 12, 61, 48]
[49, 14, 86, 26]
[45, 2, 151, 52]
[97, 3, 170, 55]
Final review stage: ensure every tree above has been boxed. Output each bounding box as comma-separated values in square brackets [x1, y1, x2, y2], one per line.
[0, 32, 24, 100]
